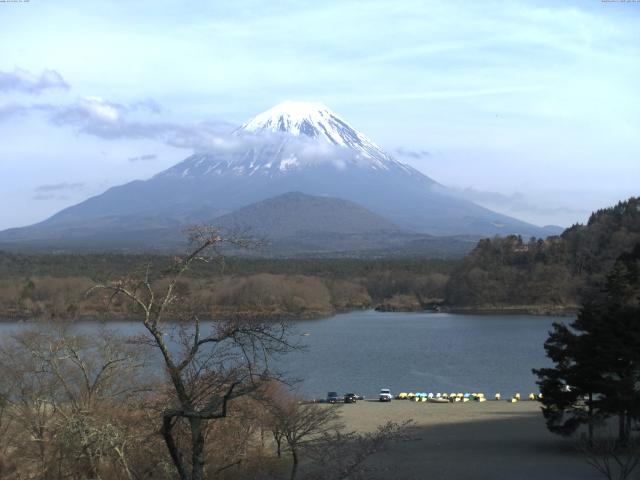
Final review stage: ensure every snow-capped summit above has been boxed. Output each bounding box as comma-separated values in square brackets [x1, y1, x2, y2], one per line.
[159, 101, 417, 179]
[0, 99, 557, 248]
[238, 100, 403, 169]
[240, 101, 338, 137]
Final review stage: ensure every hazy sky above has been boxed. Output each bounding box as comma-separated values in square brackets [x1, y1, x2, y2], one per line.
[0, 0, 638, 230]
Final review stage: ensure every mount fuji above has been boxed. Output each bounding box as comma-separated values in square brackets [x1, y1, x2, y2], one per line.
[0, 101, 560, 253]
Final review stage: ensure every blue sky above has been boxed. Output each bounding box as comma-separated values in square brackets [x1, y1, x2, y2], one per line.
[0, 0, 638, 229]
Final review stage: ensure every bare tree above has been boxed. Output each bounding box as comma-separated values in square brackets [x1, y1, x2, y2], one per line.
[579, 437, 640, 480]
[0, 387, 16, 478]
[265, 392, 341, 480]
[305, 420, 413, 480]
[89, 226, 294, 480]
[0, 327, 153, 480]
[262, 384, 414, 480]
[0, 330, 65, 479]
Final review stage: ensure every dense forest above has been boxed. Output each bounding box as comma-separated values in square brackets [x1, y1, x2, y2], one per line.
[446, 197, 640, 312]
[0, 197, 638, 320]
[0, 254, 455, 320]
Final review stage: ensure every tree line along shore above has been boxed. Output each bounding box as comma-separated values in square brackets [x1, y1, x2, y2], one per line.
[0, 197, 638, 322]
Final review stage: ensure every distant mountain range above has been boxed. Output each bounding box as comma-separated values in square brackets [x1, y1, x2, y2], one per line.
[0, 101, 561, 255]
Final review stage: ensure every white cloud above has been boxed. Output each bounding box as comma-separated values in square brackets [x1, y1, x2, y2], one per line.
[0, 68, 69, 94]
[81, 96, 120, 122]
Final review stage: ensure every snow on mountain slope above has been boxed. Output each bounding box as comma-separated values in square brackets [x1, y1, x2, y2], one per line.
[158, 101, 419, 179]
[240, 100, 402, 167]
[0, 100, 559, 247]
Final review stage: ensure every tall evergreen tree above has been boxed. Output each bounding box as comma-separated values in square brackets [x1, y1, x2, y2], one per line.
[534, 244, 640, 443]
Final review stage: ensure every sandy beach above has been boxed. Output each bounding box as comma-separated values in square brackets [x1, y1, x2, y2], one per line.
[338, 399, 599, 480]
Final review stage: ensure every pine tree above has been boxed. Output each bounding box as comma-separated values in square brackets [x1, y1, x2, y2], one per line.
[534, 244, 640, 444]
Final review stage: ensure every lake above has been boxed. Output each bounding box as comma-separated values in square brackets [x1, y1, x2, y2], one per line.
[0, 310, 565, 399]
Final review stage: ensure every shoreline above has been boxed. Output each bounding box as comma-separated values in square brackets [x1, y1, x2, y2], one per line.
[0, 305, 576, 323]
[442, 305, 577, 316]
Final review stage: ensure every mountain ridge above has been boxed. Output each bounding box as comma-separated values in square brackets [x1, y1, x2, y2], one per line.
[210, 191, 402, 238]
[0, 101, 561, 250]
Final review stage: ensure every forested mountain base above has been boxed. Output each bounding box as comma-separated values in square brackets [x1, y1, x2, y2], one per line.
[0, 255, 454, 320]
[446, 197, 640, 312]
[1, 197, 638, 320]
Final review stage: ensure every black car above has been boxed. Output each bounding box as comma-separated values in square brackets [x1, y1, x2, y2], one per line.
[327, 391, 339, 404]
[344, 393, 357, 404]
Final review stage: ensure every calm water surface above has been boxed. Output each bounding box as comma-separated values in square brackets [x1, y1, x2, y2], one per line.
[0, 310, 565, 398]
[283, 310, 564, 398]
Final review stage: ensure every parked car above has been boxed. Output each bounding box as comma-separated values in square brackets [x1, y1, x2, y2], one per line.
[379, 388, 393, 402]
[327, 391, 339, 404]
[344, 393, 357, 404]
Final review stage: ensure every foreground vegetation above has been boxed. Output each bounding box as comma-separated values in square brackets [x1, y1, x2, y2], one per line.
[0, 229, 409, 480]
[531, 241, 640, 480]
[535, 243, 640, 445]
